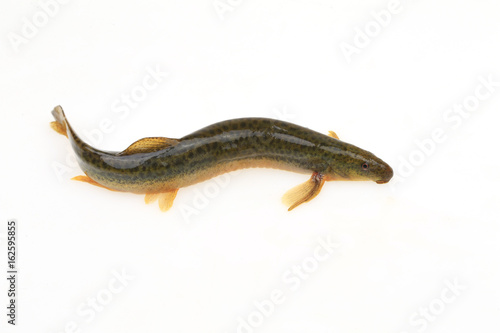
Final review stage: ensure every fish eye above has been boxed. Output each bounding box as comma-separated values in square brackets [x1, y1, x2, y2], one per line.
[362, 162, 369, 170]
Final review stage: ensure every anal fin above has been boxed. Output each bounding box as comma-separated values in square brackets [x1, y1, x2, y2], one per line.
[282, 172, 325, 211]
[72, 175, 119, 192]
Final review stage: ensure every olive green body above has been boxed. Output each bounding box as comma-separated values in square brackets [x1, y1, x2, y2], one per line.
[67, 118, 392, 193]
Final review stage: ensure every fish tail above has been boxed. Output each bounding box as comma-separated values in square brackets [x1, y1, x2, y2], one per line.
[50, 105, 68, 137]
[50, 105, 93, 155]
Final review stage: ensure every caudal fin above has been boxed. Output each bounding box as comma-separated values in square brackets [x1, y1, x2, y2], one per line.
[50, 105, 68, 138]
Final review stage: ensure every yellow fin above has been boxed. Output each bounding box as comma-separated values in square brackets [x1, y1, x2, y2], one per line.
[145, 193, 160, 204]
[71, 175, 119, 192]
[50, 106, 68, 137]
[50, 121, 68, 137]
[328, 131, 339, 139]
[119, 137, 179, 156]
[282, 173, 325, 211]
[158, 189, 179, 212]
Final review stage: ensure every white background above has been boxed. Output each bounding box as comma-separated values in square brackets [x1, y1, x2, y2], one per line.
[1, 0, 499, 332]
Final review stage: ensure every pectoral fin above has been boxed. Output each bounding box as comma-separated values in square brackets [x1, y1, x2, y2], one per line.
[119, 137, 179, 156]
[328, 131, 339, 139]
[282, 172, 325, 211]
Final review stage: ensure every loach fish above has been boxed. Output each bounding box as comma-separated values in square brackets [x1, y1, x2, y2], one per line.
[50, 105, 393, 211]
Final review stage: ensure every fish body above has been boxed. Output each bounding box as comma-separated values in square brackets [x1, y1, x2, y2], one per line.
[51, 106, 393, 211]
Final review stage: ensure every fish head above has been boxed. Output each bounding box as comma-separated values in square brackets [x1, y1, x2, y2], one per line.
[324, 145, 393, 184]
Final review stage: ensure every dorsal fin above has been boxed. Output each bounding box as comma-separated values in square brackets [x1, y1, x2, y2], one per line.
[328, 131, 339, 139]
[119, 137, 179, 156]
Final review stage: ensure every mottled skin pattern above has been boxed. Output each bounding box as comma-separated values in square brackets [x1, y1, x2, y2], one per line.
[64, 117, 393, 193]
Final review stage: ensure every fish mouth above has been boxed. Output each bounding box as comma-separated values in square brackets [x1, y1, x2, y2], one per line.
[376, 164, 394, 184]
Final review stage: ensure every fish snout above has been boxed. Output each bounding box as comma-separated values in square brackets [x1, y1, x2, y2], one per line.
[376, 164, 393, 184]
